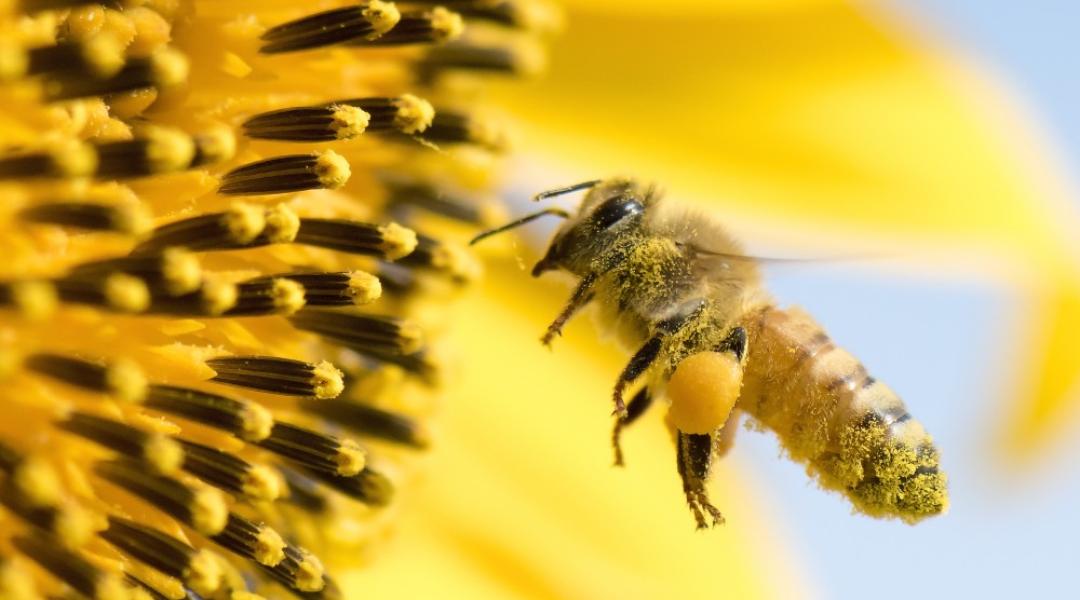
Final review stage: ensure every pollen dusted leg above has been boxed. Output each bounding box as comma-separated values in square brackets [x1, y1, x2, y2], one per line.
[716, 326, 748, 361]
[540, 271, 597, 346]
[611, 335, 663, 418]
[677, 431, 723, 529]
[610, 306, 705, 422]
[612, 387, 654, 466]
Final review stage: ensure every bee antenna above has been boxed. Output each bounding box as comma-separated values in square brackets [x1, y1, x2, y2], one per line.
[532, 180, 601, 202]
[469, 208, 571, 245]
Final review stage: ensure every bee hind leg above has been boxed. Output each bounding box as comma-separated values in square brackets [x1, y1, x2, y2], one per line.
[677, 431, 724, 529]
[612, 387, 654, 466]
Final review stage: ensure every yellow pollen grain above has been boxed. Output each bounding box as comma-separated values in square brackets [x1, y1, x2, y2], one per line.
[393, 94, 434, 134]
[11, 281, 57, 321]
[160, 247, 202, 296]
[363, 0, 401, 39]
[53, 502, 97, 548]
[185, 550, 223, 597]
[50, 139, 98, 178]
[347, 271, 382, 305]
[335, 438, 366, 476]
[262, 204, 300, 243]
[241, 464, 281, 501]
[224, 202, 266, 244]
[377, 222, 417, 260]
[125, 7, 171, 57]
[329, 104, 369, 139]
[201, 280, 238, 316]
[239, 402, 273, 442]
[65, 6, 107, 39]
[294, 550, 325, 593]
[253, 526, 286, 567]
[270, 278, 306, 314]
[148, 47, 189, 88]
[195, 124, 237, 164]
[429, 7, 465, 43]
[313, 150, 350, 190]
[104, 273, 150, 313]
[81, 34, 125, 78]
[105, 358, 148, 403]
[143, 434, 183, 475]
[311, 360, 345, 399]
[13, 457, 61, 508]
[115, 203, 154, 238]
[190, 487, 228, 536]
[141, 126, 196, 173]
[11, 11, 57, 46]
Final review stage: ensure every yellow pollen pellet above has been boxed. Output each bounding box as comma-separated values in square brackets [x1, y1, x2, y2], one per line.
[667, 351, 742, 435]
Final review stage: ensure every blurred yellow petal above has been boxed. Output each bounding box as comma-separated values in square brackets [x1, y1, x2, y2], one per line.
[569, 0, 836, 16]
[1004, 283, 1080, 458]
[495, 2, 1080, 456]
[349, 262, 809, 599]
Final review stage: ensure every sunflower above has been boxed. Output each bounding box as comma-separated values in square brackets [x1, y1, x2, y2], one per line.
[0, 0, 557, 597]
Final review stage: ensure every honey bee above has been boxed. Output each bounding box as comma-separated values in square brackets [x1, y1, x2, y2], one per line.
[472, 178, 948, 528]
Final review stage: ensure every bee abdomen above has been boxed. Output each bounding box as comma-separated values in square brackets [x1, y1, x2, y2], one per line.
[742, 306, 947, 523]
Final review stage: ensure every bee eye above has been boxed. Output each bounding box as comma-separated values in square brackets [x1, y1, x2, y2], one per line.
[591, 196, 644, 230]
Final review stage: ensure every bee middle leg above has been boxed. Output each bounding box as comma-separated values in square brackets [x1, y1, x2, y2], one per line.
[611, 335, 663, 418]
[677, 430, 724, 529]
[612, 387, 654, 466]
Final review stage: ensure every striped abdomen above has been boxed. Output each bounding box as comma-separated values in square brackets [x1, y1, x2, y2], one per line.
[739, 306, 947, 523]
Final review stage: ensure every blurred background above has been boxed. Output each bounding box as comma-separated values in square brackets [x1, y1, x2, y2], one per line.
[469, 1, 1079, 598]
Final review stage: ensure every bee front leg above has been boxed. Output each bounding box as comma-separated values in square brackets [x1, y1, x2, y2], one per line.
[541, 272, 597, 346]
[612, 387, 654, 466]
[677, 431, 724, 529]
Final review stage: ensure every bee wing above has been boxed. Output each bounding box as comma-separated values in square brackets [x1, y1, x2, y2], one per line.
[680, 242, 820, 265]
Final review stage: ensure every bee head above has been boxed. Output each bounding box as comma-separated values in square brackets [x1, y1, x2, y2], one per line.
[531, 178, 654, 277]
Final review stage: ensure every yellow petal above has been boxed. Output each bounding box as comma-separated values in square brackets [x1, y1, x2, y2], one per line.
[349, 260, 809, 599]
[1002, 282, 1080, 459]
